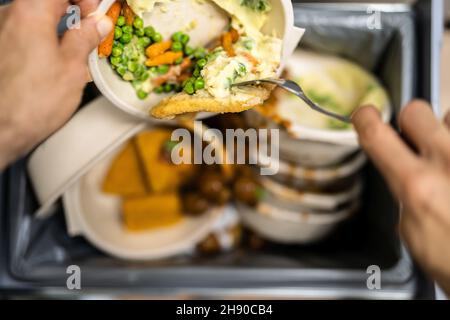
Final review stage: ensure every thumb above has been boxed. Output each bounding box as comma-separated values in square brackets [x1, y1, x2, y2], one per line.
[61, 15, 113, 63]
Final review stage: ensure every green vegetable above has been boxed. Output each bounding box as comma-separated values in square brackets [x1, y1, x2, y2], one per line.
[156, 64, 169, 74]
[111, 46, 123, 57]
[122, 25, 133, 34]
[154, 86, 164, 94]
[139, 72, 150, 81]
[183, 81, 195, 95]
[137, 89, 148, 100]
[116, 16, 125, 27]
[114, 26, 122, 40]
[174, 57, 183, 65]
[134, 28, 145, 37]
[240, 0, 271, 12]
[116, 66, 127, 76]
[144, 26, 155, 38]
[172, 31, 183, 42]
[114, 41, 124, 49]
[133, 17, 144, 29]
[197, 58, 207, 68]
[171, 41, 183, 52]
[138, 36, 151, 48]
[194, 48, 206, 59]
[180, 34, 190, 45]
[119, 33, 132, 44]
[152, 32, 163, 43]
[193, 67, 200, 78]
[163, 83, 173, 93]
[194, 78, 205, 90]
[164, 140, 179, 153]
[110, 56, 121, 66]
[127, 61, 138, 73]
[184, 46, 194, 56]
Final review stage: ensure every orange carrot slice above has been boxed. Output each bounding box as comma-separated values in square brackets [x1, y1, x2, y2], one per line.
[145, 51, 183, 67]
[222, 32, 235, 57]
[145, 40, 173, 59]
[122, 1, 136, 26]
[98, 1, 122, 58]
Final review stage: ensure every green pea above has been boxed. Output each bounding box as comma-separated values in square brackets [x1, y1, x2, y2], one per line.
[116, 16, 125, 27]
[183, 81, 195, 95]
[197, 58, 207, 68]
[194, 78, 205, 90]
[149, 66, 158, 73]
[171, 41, 183, 52]
[161, 83, 171, 92]
[194, 48, 206, 59]
[172, 31, 183, 42]
[193, 67, 200, 78]
[127, 61, 138, 72]
[122, 25, 133, 34]
[139, 72, 150, 81]
[121, 56, 128, 64]
[114, 41, 124, 49]
[133, 17, 144, 29]
[156, 64, 169, 74]
[114, 26, 122, 40]
[135, 28, 145, 37]
[153, 86, 164, 94]
[120, 33, 132, 44]
[174, 57, 183, 65]
[137, 89, 148, 100]
[152, 32, 163, 43]
[110, 56, 121, 66]
[117, 66, 127, 76]
[180, 34, 190, 45]
[184, 46, 194, 56]
[138, 36, 151, 48]
[144, 26, 155, 37]
[112, 46, 123, 57]
[173, 84, 182, 92]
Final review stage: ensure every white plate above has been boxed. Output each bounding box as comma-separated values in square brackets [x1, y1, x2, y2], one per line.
[260, 175, 363, 211]
[63, 140, 224, 261]
[238, 199, 358, 244]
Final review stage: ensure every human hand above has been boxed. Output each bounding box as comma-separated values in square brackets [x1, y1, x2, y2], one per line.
[0, 0, 113, 169]
[353, 100, 450, 296]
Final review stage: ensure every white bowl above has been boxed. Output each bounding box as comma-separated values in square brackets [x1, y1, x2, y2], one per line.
[245, 50, 393, 167]
[259, 175, 363, 212]
[237, 199, 358, 244]
[63, 141, 224, 260]
[89, 0, 304, 120]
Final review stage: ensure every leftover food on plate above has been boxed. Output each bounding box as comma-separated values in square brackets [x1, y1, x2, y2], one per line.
[102, 126, 261, 232]
[98, 0, 282, 119]
[257, 50, 390, 130]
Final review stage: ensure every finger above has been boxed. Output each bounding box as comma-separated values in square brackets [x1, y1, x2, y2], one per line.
[71, 0, 100, 18]
[352, 105, 422, 196]
[12, 0, 69, 32]
[443, 110, 450, 129]
[399, 100, 450, 163]
[61, 14, 113, 63]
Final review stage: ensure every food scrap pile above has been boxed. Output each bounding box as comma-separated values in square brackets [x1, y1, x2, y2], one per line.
[98, 0, 210, 100]
[102, 127, 265, 233]
[98, 0, 282, 119]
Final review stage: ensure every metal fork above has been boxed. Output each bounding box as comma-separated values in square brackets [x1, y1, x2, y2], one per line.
[232, 78, 352, 123]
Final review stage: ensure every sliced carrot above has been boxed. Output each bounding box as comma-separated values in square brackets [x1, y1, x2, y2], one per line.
[229, 28, 240, 43]
[98, 1, 122, 58]
[241, 51, 259, 66]
[146, 51, 184, 67]
[122, 1, 136, 26]
[145, 40, 173, 59]
[222, 32, 235, 57]
[180, 57, 192, 71]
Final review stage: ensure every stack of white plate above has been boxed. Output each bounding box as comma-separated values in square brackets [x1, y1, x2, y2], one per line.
[237, 50, 393, 244]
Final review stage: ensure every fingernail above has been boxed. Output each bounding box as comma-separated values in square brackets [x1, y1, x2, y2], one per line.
[96, 16, 113, 39]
